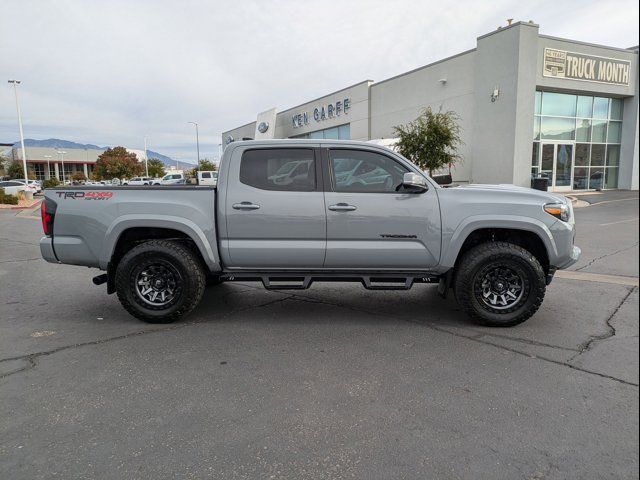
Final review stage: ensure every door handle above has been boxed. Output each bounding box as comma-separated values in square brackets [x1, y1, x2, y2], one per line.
[328, 203, 357, 212]
[232, 202, 260, 210]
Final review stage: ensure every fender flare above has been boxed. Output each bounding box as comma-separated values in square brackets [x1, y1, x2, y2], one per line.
[440, 215, 557, 269]
[100, 215, 220, 271]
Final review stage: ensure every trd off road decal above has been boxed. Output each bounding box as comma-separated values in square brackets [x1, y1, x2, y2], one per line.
[55, 191, 113, 200]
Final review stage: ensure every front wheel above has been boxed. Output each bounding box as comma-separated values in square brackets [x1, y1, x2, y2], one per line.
[453, 242, 546, 327]
[115, 240, 206, 323]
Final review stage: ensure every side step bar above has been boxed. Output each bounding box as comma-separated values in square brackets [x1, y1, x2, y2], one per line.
[220, 272, 441, 291]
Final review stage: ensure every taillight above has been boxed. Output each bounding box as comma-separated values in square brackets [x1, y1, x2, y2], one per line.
[41, 198, 56, 236]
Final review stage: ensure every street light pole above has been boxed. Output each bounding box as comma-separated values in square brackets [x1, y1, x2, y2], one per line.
[8, 80, 29, 184]
[57, 149, 67, 183]
[188, 122, 200, 165]
[43, 154, 52, 180]
[144, 136, 149, 177]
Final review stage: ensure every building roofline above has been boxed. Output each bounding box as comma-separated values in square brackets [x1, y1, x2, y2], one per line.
[477, 20, 539, 41]
[372, 48, 477, 88]
[539, 34, 639, 54]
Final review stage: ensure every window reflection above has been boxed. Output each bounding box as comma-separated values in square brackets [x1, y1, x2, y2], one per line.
[532, 91, 623, 189]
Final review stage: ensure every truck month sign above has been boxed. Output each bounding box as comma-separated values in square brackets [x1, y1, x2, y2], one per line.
[543, 48, 631, 86]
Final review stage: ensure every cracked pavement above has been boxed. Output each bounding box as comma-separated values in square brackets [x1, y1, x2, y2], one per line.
[0, 191, 638, 479]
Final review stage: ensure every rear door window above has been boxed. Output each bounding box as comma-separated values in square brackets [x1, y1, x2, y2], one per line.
[201, 172, 211, 178]
[240, 149, 316, 191]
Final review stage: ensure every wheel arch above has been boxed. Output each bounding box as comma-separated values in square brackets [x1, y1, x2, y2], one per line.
[102, 216, 220, 273]
[443, 216, 556, 274]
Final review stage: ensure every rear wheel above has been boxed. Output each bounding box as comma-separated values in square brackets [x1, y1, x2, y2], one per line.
[115, 240, 205, 323]
[454, 242, 546, 327]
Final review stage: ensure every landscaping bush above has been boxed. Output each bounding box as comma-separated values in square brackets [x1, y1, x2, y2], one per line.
[0, 188, 19, 205]
[43, 178, 60, 189]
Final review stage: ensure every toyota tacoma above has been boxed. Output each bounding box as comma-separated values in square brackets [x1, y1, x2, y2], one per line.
[40, 140, 580, 326]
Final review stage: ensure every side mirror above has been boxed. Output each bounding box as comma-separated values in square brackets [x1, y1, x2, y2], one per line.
[402, 172, 428, 193]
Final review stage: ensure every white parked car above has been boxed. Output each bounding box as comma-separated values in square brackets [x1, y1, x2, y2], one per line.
[160, 173, 185, 185]
[197, 171, 218, 186]
[0, 180, 31, 196]
[13, 179, 42, 193]
[123, 176, 155, 186]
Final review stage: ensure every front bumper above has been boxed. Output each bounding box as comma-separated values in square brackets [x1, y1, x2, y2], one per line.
[557, 245, 581, 269]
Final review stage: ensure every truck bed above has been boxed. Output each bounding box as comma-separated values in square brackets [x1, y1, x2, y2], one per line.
[41, 186, 221, 272]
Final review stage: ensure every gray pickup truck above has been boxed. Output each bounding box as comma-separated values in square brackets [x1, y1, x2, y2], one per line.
[40, 139, 580, 327]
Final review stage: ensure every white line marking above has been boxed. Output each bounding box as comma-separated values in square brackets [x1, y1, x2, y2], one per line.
[599, 217, 639, 226]
[590, 197, 639, 206]
[556, 270, 639, 286]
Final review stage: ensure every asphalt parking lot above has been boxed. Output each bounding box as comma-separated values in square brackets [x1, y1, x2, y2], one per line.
[1, 191, 638, 479]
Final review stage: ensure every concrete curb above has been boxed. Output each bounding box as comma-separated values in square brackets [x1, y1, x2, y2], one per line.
[567, 195, 590, 208]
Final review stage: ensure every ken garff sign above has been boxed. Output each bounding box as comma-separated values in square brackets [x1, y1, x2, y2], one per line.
[292, 98, 351, 128]
[543, 48, 631, 86]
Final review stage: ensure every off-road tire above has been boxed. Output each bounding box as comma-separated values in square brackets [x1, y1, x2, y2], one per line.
[115, 240, 205, 323]
[454, 241, 545, 327]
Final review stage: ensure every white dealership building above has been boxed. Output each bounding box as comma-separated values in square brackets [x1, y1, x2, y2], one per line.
[223, 22, 638, 191]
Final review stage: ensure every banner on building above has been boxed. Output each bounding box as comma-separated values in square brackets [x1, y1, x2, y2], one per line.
[543, 48, 631, 86]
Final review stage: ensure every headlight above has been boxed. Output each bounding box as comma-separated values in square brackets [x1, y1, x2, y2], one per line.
[544, 202, 571, 222]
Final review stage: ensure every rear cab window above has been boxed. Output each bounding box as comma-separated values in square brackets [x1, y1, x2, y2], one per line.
[240, 148, 316, 191]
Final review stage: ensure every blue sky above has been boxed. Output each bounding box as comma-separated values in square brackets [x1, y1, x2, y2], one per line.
[1, 0, 638, 162]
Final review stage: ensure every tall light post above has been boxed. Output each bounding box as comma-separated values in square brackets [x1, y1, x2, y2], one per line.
[43, 154, 52, 180]
[57, 149, 67, 183]
[8, 80, 29, 184]
[188, 122, 200, 165]
[143, 136, 149, 177]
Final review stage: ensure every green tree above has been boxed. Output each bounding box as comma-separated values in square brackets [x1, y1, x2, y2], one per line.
[93, 147, 143, 180]
[393, 107, 463, 176]
[71, 171, 87, 183]
[146, 158, 166, 178]
[7, 159, 36, 179]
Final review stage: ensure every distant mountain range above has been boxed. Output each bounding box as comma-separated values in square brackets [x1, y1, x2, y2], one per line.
[8, 138, 194, 167]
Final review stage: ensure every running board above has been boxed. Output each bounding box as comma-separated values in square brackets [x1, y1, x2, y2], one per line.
[261, 276, 312, 290]
[361, 277, 414, 290]
[220, 272, 440, 291]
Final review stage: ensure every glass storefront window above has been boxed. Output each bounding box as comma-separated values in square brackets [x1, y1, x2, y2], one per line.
[605, 168, 619, 189]
[541, 144, 554, 171]
[533, 117, 541, 140]
[610, 98, 623, 120]
[607, 121, 622, 143]
[589, 168, 604, 189]
[541, 92, 577, 117]
[591, 120, 607, 143]
[575, 119, 591, 142]
[593, 97, 610, 119]
[606, 145, 620, 167]
[533, 91, 624, 189]
[531, 142, 539, 168]
[590, 144, 606, 166]
[573, 167, 588, 190]
[576, 96, 593, 118]
[575, 143, 590, 166]
[541, 117, 575, 140]
[293, 123, 350, 140]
